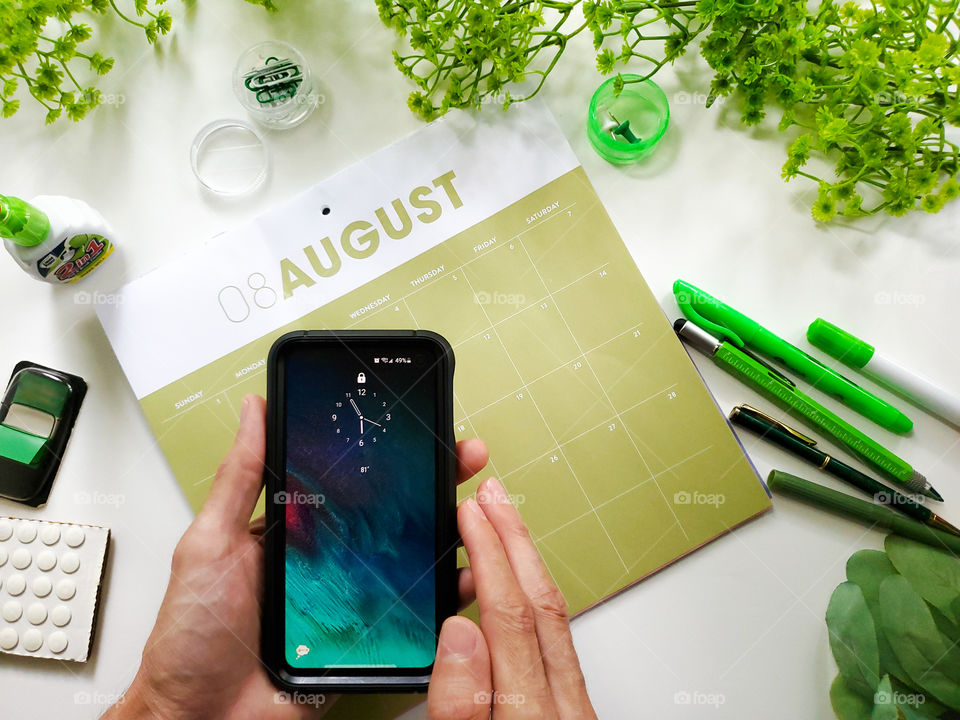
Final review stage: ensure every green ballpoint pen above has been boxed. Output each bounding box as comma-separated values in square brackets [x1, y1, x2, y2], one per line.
[729, 405, 959, 535]
[767, 471, 960, 554]
[673, 279, 913, 434]
[673, 319, 942, 500]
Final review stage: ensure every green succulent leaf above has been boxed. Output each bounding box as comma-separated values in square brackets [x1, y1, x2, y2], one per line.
[871, 675, 898, 720]
[846, 550, 912, 685]
[884, 536, 960, 623]
[831, 674, 874, 720]
[879, 574, 960, 709]
[828, 582, 882, 697]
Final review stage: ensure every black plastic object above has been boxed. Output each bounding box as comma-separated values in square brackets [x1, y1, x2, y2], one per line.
[262, 330, 457, 693]
[0, 361, 87, 506]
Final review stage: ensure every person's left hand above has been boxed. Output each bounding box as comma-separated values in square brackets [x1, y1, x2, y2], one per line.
[104, 393, 490, 720]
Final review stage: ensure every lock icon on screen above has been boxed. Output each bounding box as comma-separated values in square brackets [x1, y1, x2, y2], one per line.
[357, 372, 366, 384]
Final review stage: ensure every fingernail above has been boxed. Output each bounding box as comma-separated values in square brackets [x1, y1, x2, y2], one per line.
[240, 396, 250, 423]
[437, 619, 478, 660]
[462, 497, 482, 517]
[484, 477, 508, 504]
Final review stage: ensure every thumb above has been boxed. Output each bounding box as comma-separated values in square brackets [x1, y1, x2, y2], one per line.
[427, 616, 492, 720]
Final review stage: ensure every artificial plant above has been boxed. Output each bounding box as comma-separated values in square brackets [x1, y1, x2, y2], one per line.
[377, 0, 960, 221]
[827, 536, 960, 719]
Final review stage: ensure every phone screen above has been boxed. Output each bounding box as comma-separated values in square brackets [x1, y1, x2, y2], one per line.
[280, 340, 442, 672]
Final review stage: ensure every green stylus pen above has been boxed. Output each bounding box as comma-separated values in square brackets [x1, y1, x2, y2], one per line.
[730, 405, 959, 535]
[767, 471, 960, 554]
[673, 280, 913, 434]
[674, 319, 941, 500]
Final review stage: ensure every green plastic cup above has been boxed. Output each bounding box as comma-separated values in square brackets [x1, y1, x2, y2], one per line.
[587, 75, 670, 164]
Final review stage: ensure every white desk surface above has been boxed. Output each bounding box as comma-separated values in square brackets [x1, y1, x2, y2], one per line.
[1, 3, 957, 718]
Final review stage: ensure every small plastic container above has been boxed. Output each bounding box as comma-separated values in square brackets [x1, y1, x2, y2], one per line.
[587, 75, 670, 165]
[190, 119, 269, 196]
[233, 40, 318, 129]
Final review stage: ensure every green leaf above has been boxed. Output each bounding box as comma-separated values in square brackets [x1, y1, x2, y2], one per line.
[930, 607, 960, 646]
[831, 674, 874, 720]
[885, 536, 960, 623]
[1, 99, 19, 118]
[898, 708, 939, 720]
[846, 550, 912, 684]
[879, 575, 960, 709]
[828, 582, 881, 697]
[872, 675, 898, 720]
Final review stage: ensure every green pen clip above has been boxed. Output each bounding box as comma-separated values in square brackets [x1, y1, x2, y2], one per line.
[733, 404, 817, 446]
[673, 279, 746, 347]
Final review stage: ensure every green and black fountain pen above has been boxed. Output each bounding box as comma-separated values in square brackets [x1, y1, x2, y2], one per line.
[730, 404, 960, 537]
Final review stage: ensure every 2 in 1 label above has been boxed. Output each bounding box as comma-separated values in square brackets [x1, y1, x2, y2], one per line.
[38, 234, 113, 283]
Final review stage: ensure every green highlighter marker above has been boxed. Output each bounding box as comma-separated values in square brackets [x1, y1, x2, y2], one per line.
[673, 280, 913, 434]
[808, 318, 960, 430]
[674, 319, 940, 500]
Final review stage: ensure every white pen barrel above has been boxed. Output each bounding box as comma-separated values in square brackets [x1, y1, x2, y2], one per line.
[866, 351, 960, 428]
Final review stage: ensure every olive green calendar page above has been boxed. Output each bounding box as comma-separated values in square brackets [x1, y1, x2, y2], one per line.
[98, 102, 770, 719]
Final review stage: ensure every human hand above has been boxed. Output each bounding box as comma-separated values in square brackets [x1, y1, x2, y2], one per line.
[428, 478, 598, 720]
[104, 394, 491, 720]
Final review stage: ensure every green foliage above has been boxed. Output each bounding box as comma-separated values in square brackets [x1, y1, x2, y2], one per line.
[827, 538, 960, 719]
[1, 0, 276, 124]
[846, 550, 912, 685]
[377, 0, 960, 222]
[831, 674, 874, 720]
[872, 676, 899, 720]
[0, 1, 174, 123]
[886, 536, 960, 622]
[880, 574, 960, 708]
[827, 582, 881, 697]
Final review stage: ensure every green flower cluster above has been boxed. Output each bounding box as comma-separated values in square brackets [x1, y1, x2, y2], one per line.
[1, 0, 277, 124]
[696, 0, 960, 220]
[1, 1, 173, 123]
[377, 0, 563, 120]
[378, 0, 960, 221]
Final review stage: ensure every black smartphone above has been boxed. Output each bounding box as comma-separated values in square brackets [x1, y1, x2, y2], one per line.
[262, 330, 457, 693]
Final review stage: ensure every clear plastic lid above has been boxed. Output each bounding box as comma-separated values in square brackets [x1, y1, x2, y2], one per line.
[190, 119, 269, 196]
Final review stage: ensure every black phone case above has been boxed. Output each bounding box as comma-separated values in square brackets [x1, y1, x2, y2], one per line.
[262, 329, 457, 693]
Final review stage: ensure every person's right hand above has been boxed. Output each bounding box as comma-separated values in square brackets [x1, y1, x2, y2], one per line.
[428, 476, 598, 720]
